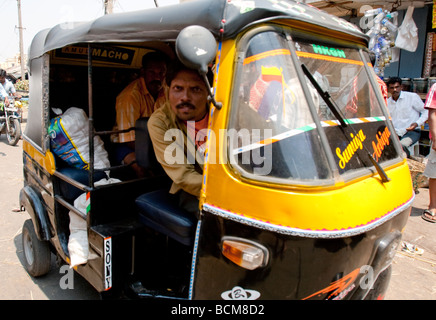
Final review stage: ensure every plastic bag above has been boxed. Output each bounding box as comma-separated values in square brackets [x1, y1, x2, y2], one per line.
[48, 107, 110, 171]
[395, 6, 418, 52]
[68, 177, 121, 267]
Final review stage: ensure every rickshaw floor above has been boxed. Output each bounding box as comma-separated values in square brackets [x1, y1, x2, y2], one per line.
[130, 231, 192, 299]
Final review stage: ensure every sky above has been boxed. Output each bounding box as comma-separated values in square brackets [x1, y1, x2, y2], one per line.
[0, 0, 180, 63]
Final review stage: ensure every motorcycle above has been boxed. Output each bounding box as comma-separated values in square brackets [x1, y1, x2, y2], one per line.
[0, 96, 22, 146]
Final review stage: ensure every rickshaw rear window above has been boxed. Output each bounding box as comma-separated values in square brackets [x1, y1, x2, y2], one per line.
[227, 28, 398, 186]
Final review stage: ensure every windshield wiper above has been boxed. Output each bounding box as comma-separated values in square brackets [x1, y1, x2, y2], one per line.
[301, 64, 347, 128]
[301, 63, 390, 183]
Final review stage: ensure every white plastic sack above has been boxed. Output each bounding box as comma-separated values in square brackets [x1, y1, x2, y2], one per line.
[48, 107, 110, 171]
[395, 6, 418, 52]
[67, 178, 121, 267]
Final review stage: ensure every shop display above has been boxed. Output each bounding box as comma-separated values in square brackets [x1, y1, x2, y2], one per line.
[401, 78, 412, 91]
[412, 78, 428, 93]
[365, 9, 398, 77]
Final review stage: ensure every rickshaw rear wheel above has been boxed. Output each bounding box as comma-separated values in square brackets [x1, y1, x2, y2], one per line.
[22, 219, 51, 277]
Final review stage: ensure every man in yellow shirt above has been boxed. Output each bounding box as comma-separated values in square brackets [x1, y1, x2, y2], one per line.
[113, 51, 168, 177]
[148, 62, 210, 217]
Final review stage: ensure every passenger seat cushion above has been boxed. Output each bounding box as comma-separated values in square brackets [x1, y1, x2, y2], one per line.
[135, 189, 197, 246]
[58, 167, 107, 202]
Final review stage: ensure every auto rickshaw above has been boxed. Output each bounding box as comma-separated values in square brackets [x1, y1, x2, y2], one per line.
[19, 0, 413, 300]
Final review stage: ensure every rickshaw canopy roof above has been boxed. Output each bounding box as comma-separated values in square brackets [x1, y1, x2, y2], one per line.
[29, 0, 366, 61]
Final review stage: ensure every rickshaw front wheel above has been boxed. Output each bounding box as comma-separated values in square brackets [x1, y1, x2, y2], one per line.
[22, 219, 51, 277]
[7, 118, 21, 146]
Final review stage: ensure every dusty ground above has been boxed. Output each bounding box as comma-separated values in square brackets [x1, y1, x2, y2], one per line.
[385, 187, 436, 300]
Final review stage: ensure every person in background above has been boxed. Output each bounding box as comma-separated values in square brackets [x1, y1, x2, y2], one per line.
[0, 69, 21, 99]
[112, 51, 168, 178]
[422, 82, 436, 223]
[386, 77, 428, 158]
[0, 83, 8, 108]
[148, 61, 210, 218]
[0, 69, 16, 112]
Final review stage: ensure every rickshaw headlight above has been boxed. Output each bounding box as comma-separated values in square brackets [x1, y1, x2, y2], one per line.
[221, 237, 269, 270]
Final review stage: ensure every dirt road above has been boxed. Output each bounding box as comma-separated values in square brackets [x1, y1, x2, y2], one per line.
[0, 112, 435, 300]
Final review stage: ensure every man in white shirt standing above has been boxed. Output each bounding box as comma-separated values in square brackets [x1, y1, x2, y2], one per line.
[387, 77, 428, 158]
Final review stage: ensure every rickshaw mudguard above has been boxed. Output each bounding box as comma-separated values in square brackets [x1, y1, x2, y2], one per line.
[19, 185, 51, 241]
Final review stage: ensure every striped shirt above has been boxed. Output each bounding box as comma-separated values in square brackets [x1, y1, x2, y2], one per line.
[425, 83, 436, 110]
[424, 83, 436, 139]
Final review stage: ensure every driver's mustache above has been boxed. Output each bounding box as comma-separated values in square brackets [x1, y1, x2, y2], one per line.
[176, 102, 195, 109]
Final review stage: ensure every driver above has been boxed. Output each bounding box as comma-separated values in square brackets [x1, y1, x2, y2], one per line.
[148, 61, 210, 218]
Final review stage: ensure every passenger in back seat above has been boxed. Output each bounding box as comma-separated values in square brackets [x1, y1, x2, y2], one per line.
[148, 61, 210, 218]
[112, 51, 168, 177]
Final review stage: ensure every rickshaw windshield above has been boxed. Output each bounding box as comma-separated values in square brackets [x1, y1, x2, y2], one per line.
[228, 28, 398, 186]
[293, 37, 384, 121]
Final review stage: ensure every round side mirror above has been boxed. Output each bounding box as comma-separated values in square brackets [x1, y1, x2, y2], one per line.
[176, 25, 217, 75]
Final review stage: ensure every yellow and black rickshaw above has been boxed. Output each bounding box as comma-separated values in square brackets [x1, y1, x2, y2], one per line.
[19, 0, 413, 300]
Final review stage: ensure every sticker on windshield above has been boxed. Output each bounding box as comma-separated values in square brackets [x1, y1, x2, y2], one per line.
[312, 44, 346, 58]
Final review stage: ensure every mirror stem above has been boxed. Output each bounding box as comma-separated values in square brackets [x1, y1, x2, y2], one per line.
[201, 72, 222, 109]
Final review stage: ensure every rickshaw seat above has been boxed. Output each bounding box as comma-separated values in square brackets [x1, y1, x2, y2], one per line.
[135, 189, 196, 247]
[57, 167, 107, 202]
[135, 117, 163, 172]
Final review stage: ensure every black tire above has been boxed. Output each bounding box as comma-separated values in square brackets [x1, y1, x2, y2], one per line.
[6, 118, 21, 146]
[22, 219, 51, 277]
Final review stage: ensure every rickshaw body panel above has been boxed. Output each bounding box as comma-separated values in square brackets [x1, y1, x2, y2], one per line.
[191, 12, 413, 300]
[202, 156, 413, 234]
[192, 205, 410, 300]
[21, 141, 56, 239]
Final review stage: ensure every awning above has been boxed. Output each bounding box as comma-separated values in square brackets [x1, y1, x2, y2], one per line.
[305, 0, 431, 16]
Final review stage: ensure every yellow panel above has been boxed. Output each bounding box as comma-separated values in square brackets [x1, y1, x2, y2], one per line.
[204, 156, 413, 232]
[23, 140, 56, 175]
